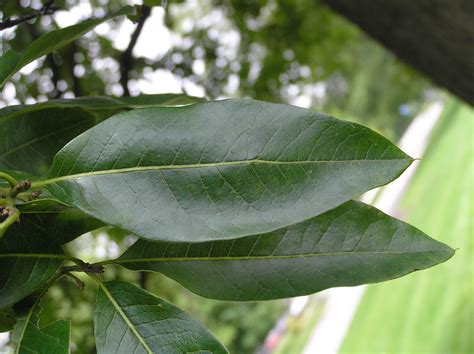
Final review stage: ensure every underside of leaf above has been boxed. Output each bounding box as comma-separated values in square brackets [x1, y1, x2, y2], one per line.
[94, 281, 228, 353]
[39, 99, 413, 243]
[116, 200, 453, 301]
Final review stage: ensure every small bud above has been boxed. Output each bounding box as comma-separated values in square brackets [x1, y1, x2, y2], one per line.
[74, 278, 86, 290]
[1, 206, 13, 217]
[31, 190, 43, 199]
[10, 180, 31, 198]
[83, 263, 105, 274]
[19, 180, 31, 192]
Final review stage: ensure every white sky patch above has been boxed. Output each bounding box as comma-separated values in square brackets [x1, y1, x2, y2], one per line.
[19, 58, 43, 75]
[192, 59, 206, 76]
[183, 78, 205, 97]
[225, 74, 240, 94]
[54, 1, 93, 28]
[292, 95, 312, 108]
[136, 69, 183, 94]
[2, 83, 17, 101]
[111, 7, 171, 60]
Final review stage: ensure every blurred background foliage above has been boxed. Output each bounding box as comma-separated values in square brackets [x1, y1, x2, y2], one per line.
[1, 0, 450, 353]
[1, 0, 432, 140]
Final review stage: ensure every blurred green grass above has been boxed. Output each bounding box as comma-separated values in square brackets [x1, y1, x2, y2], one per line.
[341, 98, 473, 353]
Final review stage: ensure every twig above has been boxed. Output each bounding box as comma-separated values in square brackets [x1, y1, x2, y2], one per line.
[0, 1, 59, 31]
[68, 41, 82, 97]
[119, 5, 151, 96]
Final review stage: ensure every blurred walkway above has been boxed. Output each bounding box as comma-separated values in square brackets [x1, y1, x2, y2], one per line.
[341, 99, 473, 353]
[302, 102, 444, 354]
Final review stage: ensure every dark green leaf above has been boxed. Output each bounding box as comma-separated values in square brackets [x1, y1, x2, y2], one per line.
[0, 107, 97, 176]
[0, 51, 20, 89]
[20, 210, 104, 245]
[0, 94, 205, 120]
[0, 171, 103, 245]
[0, 95, 204, 176]
[144, 0, 163, 7]
[38, 99, 413, 242]
[94, 281, 227, 354]
[114, 201, 454, 301]
[0, 6, 134, 89]
[12, 292, 70, 354]
[0, 214, 72, 309]
[0, 306, 16, 332]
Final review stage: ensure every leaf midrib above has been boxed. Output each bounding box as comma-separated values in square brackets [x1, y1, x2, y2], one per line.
[98, 282, 153, 354]
[110, 249, 451, 265]
[32, 158, 411, 188]
[15, 298, 38, 354]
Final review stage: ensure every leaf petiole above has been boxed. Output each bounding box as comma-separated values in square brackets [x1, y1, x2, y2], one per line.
[61, 262, 105, 275]
[0, 172, 17, 188]
[62, 272, 86, 290]
[0, 207, 20, 239]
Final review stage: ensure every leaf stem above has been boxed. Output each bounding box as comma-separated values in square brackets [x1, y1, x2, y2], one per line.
[0, 207, 20, 239]
[0, 172, 18, 188]
[61, 262, 105, 275]
[62, 272, 85, 290]
[92, 258, 118, 267]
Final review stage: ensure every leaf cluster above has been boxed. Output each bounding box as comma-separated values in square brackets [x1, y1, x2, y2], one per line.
[0, 6, 453, 353]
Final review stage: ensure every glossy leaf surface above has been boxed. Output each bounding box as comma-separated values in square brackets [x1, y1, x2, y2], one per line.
[38, 99, 413, 242]
[115, 201, 454, 300]
[94, 281, 227, 354]
[12, 293, 70, 354]
[0, 6, 133, 89]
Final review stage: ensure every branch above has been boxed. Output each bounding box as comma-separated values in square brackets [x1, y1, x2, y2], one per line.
[0, 1, 59, 31]
[119, 5, 151, 97]
[68, 41, 82, 97]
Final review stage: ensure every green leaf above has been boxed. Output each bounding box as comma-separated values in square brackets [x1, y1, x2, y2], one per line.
[113, 201, 454, 301]
[143, 0, 163, 6]
[94, 281, 228, 354]
[12, 292, 70, 354]
[0, 171, 103, 245]
[0, 94, 205, 120]
[0, 95, 204, 176]
[20, 209, 104, 245]
[0, 306, 16, 332]
[0, 214, 72, 309]
[38, 99, 413, 242]
[0, 51, 20, 89]
[0, 6, 134, 90]
[0, 107, 97, 176]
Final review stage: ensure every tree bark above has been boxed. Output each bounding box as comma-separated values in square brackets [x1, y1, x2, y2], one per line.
[322, 0, 474, 105]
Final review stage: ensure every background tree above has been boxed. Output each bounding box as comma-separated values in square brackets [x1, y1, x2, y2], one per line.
[1, 1, 464, 353]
